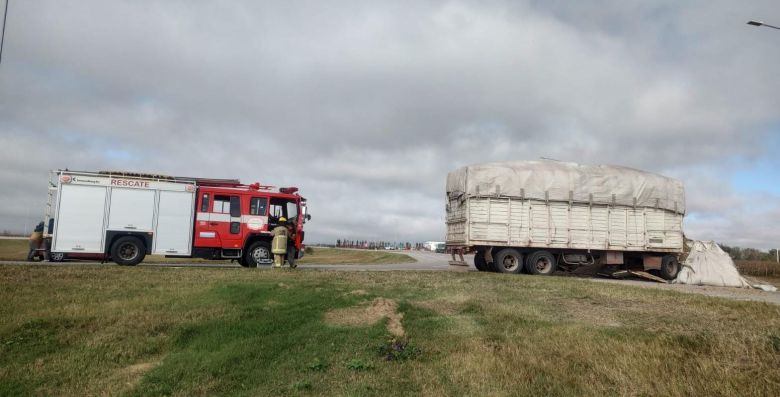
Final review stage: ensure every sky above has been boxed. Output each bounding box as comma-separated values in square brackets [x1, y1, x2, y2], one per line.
[0, 0, 778, 249]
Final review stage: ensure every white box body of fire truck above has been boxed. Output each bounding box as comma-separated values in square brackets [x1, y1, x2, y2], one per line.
[50, 172, 196, 257]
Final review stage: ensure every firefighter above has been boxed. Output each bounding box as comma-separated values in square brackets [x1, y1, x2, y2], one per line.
[26, 222, 45, 261]
[271, 217, 290, 268]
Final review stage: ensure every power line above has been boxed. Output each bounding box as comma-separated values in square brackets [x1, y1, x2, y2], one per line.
[0, 0, 8, 65]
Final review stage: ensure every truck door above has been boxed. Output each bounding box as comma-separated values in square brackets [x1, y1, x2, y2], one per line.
[295, 200, 307, 249]
[287, 200, 303, 250]
[209, 194, 244, 250]
[53, 184, 108, 253]
[154, 190, 195, 255]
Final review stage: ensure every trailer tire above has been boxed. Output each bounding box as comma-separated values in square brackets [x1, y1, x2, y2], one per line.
[474, 251, 488, 271]
[494, 249, 523, 274]
[525, 251, 557, 275]
[111, 236, 145, 266]
[659, 255, 680, 280]
[244, 241, 271, 268]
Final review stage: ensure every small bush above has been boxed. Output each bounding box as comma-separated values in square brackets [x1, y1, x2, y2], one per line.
[304, 246, 314, 255]
[377, 338, 421, 361]
[346, 358, 372, 371]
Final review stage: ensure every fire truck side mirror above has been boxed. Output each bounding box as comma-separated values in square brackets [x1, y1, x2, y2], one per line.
[306, 214, 312, 221]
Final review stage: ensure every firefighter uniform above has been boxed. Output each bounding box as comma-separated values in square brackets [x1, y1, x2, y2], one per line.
[26, 222, 45, 261]
[271, 217, 289, 268]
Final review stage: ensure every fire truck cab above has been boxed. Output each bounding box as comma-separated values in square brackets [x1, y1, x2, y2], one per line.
[192, 182, 308, 267]
[43, 170, 309, 267]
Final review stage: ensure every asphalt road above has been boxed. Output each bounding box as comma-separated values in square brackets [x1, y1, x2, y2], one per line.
[3, 250, 778, 305]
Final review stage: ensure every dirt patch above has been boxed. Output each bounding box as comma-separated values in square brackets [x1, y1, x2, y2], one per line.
[345, 289, 368, 296]
[324, 297, 404, 337]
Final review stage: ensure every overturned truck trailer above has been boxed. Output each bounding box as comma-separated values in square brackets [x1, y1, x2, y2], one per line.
[446, 161, 686, 279]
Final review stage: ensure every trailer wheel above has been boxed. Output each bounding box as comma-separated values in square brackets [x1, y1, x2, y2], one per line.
[525, 251, 557, 275]
[659, 255, 680, 280]
[111, 236, 145, 266]
[474, 251, 488, 271]
[494, 249, 523, 274]
[244, 241, 271, 268]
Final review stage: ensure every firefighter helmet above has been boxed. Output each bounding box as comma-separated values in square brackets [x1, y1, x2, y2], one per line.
[279, 217, 287, 223]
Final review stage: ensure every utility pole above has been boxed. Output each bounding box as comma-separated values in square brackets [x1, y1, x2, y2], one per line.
[0, 0, 8, 65]
[747, 19, 779, 263]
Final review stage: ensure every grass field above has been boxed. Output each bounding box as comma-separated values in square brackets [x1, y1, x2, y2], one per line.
[0, 239, 414, 265]
[0, 265, 778, 396]
[0, 239, 29, 261]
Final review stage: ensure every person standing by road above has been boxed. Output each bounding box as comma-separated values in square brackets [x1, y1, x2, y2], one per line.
[26, 221, 45, 261]
[271, 217, 290, 268]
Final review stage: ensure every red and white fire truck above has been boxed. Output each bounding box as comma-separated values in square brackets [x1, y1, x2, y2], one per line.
[41, 170, 309, 266]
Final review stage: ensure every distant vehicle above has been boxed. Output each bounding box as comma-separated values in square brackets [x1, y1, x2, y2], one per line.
[434, 243, 446, 253]
[42, 170, 310, 267]
[423, 241, 445, 251]
[445, 161, 684, 279]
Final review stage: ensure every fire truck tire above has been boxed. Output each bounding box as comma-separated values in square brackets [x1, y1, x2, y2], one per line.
[659, 255, 680, 280]
[494, 248, 523, 274]
[244, 241, 272, 268]
[525, 250, 557, 275]
[110, 236, 146, 266]
[48, 252, 66, 262]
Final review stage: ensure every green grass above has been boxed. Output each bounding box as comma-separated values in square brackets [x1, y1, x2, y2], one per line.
[0, 239, 414, 265]
[0, 239, 30, 261]
[0, 265, 778, 396]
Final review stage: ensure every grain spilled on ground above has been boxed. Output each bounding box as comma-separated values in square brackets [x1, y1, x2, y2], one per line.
[324, 297, 404, 336]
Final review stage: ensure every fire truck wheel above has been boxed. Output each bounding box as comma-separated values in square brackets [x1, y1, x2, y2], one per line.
[111, 236, 146, 266]
[659, 255, 680, 280]
[48, 252, 66, 262]
[494, 248, 523, 274]
[525, 250, 557, 275]
[244, 241, 271, 268]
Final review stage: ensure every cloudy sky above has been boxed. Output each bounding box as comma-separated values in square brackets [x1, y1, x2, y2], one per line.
[0, 0, 778, 248]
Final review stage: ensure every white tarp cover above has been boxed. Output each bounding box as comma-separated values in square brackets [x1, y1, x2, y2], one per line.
[446, 160, 685, 214]
[675, 241, 752, 288]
